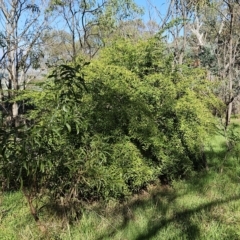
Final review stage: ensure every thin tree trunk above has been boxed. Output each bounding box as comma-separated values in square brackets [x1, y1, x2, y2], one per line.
[225, 3, 234, 128]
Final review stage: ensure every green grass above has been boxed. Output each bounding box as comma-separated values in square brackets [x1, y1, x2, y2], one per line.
[1, 122, 240, 239]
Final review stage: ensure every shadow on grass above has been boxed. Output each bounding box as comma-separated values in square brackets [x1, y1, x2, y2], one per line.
[94, 186, 240, 240]
[93, 185, 177, 240]
[134, 194, 240, 240]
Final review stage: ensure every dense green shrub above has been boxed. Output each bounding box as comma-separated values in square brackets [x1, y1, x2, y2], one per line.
[0, 37, 222, 214]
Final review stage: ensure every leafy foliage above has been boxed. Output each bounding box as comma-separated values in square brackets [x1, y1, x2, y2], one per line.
[0, 37, 221, 220]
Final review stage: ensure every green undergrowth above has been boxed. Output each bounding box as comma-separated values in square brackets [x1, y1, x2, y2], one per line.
[1, 122, 240, 239]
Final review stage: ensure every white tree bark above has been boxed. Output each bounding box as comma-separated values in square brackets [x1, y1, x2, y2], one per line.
[0, 0, 50, 126]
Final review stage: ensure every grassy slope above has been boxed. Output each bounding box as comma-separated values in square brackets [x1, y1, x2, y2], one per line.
[1, 122, 240, 240]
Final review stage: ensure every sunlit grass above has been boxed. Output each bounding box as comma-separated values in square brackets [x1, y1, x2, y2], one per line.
[1, 121, 240, 239]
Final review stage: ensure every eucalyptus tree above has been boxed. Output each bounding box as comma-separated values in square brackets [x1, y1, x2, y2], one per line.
[185, 0, 240, 127]
[41, 30, 74, 66]
[152, 0, 240, 127]
[48, 0, 142, 60]
[0, 0, 51, 126]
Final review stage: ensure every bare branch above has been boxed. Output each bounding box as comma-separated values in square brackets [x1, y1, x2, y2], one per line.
[189, 15, 205, 46]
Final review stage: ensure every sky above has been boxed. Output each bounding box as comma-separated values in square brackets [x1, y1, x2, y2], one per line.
[134, 0, 169, 22]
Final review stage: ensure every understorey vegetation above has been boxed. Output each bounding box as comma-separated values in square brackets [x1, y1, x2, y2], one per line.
[0, 37, 224, 222]
[2, 0, 240, 238]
